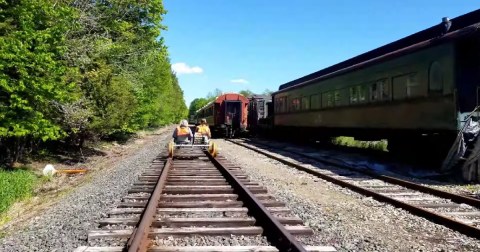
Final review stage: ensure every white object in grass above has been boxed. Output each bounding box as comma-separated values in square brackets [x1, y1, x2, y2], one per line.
[43, 164, 56, 176]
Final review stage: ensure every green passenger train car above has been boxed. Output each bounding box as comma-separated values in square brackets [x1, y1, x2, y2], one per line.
[274, 43, 456, 134]
[271, 9, 480, 181]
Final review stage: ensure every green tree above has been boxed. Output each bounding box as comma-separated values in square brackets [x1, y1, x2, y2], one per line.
[206, 88, 223, 102]
[0, 0, 75, 163]
[263, 89, 274, 96]
[170, 73, 188, 121]
[188, 98, 209, 116]
[64, 0, 181, 136]
[239, 89, 254, 97]
[0, 0, 189, 165]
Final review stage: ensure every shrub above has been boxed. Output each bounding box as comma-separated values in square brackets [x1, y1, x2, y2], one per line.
[0, 169, 37, 213]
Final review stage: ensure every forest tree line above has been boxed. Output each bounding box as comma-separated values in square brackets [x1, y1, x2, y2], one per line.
[0, 0, 187, 167]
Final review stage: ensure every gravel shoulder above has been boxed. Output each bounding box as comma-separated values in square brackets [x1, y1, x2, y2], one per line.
[249, 138, 480, 198]
[216, 140, 480, 252]
[0, 126, 173, 252]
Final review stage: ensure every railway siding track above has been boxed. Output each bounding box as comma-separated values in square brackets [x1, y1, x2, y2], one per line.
[227, 139, 480, 240]
[75, 146, 336, 251]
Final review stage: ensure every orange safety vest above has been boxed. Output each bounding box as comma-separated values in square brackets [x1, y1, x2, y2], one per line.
[196, 125, 210, 135]
[176, 126, 190, 136]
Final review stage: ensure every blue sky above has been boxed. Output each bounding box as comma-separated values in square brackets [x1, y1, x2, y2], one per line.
[162, 1, 479, 106]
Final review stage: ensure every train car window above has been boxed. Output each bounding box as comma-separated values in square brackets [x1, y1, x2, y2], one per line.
[310, 94, 320, 109]
[323, 92, 334, 107]
[277, 97, 287, 113]
[393, 73, 420, 99]
[275, 97, 285, 113]
[334, 90, 341, 106]
[206, 107, 213, 117]
[349, 87, 358, 104]
[301, 97, 310, 110]
[393, 74, 408, 100]
[429, 61, 443, 92]
[370, 82, 378, 102]
[406, 73, 420, 97]
[322, 93, 328, 107]
[290, 98, 300, 111]
[377, 79, 390, 100]
[276, 98, 283, 113]
[327, 93, 334, 107]
[358, 85, 367, 103]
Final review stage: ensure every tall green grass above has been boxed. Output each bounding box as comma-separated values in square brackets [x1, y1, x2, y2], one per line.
[332, 136, 388, 151]
[0, 169, 37, 214]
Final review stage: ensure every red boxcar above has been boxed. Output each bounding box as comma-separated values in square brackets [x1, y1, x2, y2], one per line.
[195, 93, 249, 138]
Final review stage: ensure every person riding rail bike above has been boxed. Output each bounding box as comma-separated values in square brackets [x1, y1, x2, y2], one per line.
[168, 119, 218, 158]
[195, 118, 211, 144]
[172, 119, 193, 144]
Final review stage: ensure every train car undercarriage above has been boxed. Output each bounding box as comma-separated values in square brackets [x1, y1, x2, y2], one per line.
[264, 124, 480, 181]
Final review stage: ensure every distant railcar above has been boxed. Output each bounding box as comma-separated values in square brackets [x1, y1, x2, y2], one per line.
[270, 9, 480, 181]
[195, 93, 249, 138]
[247, 95, 272, 134]
[188, 115, 196, 125]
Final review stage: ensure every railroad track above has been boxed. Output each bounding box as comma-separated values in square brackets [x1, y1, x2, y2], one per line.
[75, 146, 336, 251]
[228, 138, 480, 240]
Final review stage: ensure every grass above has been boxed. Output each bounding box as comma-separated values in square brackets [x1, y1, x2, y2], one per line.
[332, 136, 388, 151]
[464, 184, 480, 193]
[0, 168, 38, 214]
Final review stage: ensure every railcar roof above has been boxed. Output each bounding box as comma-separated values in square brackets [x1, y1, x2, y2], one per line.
[194, 93, 248, 114]
[276, 8, 480, 93]
[195, 98, 216, 114]
[248, 94, 272, 100]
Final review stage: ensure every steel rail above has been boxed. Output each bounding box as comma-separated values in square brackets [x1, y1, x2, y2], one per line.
[228, 139, 480, 239]
[206, 150, 308, 252]
[126, 158, 172, 252]
[240, 138, 480, 208]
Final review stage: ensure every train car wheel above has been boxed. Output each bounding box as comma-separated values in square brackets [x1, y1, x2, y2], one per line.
[209, 141, 218, 157]
[208, 141, 214, 153]
[225, 127, 230, 138]
[168, 140, 174, 158]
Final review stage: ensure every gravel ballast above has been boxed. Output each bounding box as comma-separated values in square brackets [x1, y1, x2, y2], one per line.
[0, 129, 171, 252]
[217, 140, 480, 251]
[4, 133, 480, 251]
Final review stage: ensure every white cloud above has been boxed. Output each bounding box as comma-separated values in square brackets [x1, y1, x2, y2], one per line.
[171, 62, 203, 74]
[230, 79, 249, 84]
